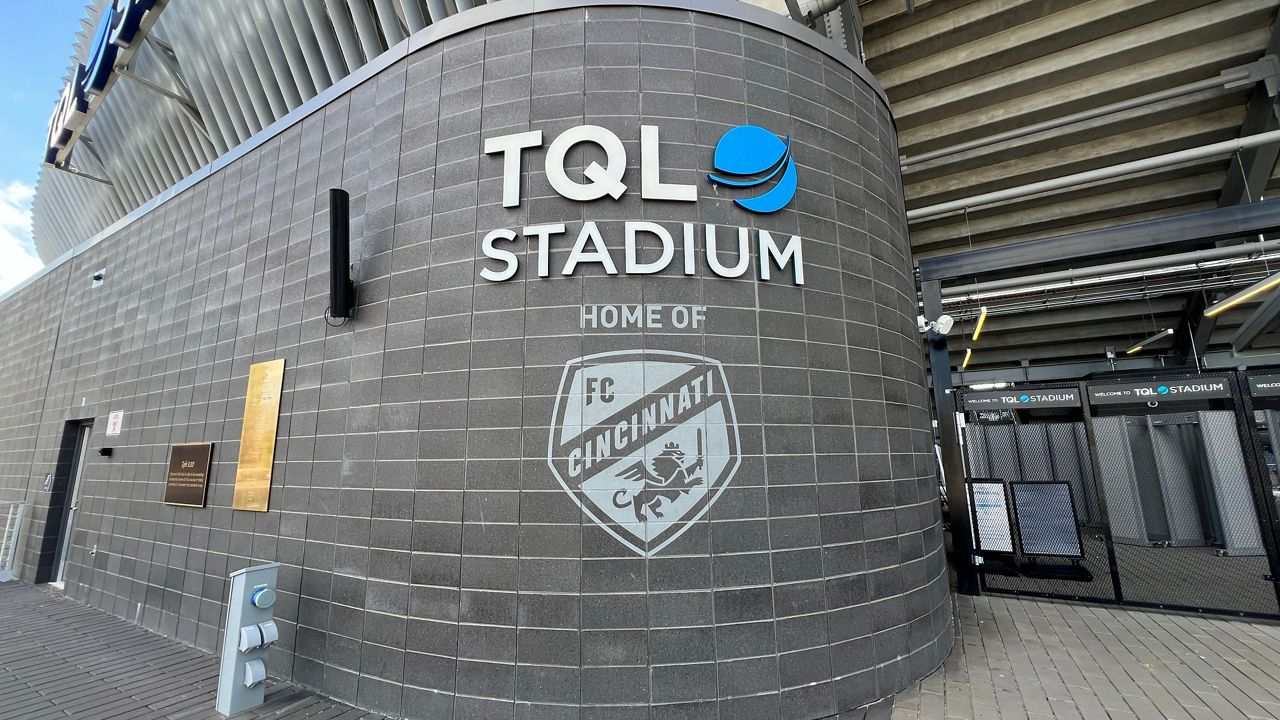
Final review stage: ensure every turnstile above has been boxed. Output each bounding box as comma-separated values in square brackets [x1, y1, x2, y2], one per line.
[1092, 412, 1264, 556]
[956, 375, 1280, 617]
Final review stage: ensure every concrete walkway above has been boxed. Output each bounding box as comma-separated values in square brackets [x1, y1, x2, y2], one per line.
[892, 595, 1280, 720]
[4, 579, 1280, 720]
[0, 581, 384, 720]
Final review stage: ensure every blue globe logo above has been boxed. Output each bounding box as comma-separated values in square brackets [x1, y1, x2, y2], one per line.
[708, 125, 798, 213]
[1157, 385, 1169, 394]
[1019, 394, 1030, 403]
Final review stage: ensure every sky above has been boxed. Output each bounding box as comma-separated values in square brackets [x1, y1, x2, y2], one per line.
[0, 1, 93, 293]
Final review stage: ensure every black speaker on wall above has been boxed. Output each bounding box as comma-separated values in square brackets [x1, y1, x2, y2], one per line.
[329, 188, 354, 319]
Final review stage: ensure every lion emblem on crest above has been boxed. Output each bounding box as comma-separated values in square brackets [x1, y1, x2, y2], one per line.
[612, 430, 705, 522]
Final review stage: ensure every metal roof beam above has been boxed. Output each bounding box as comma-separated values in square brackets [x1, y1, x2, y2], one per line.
[918, 198, 1280, 282]
[1205, 348, 1280, 367]
[1220, 91, 1280, 206]
[907, 129, 1280, 222]
[903, 60, 1266, 170]
[1174, 292, 1216, 370]
[1231, 290, 1280, 351]
[951, 355, 1165, 385]
[1221, 12, 1280, 206]
[1175, 17, 1280, 361]
[41, 162, 112, 187]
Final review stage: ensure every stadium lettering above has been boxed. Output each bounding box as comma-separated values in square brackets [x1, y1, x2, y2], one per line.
[478, 124, 806, 285]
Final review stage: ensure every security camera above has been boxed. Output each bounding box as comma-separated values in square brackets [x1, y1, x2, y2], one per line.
[918, 314, 955, 336]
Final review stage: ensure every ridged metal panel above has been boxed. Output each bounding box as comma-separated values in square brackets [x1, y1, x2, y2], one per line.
[265, 3, 319, 102]
[1092, 416, 1149, 546]
[1148, 421, 1206, 547]
[1128, 419, 1171, 542]
[1199, 411, 1267, 556]
[1048, 421, 1101, 526]
[32, 0, 464, 260]
[256, 4, 312, 106]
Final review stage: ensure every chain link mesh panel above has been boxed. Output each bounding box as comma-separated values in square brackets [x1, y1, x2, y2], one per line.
[1094, 416, 1149, 546]
[964, 424, 991, 478]
[986, 424, 1022, 483]
[1016, 424, 1051, 481]
[1047, 422, 1101, 526]
[978, 420, 1116, 602]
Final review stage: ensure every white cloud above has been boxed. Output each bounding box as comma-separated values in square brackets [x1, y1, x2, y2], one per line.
[0, 180, 43, 293]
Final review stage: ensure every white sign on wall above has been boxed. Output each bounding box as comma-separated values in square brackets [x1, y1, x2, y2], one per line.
[105, 409, 123, 436]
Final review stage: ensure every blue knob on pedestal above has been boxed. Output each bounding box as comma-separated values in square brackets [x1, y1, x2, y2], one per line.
[249, 587, 276, 609]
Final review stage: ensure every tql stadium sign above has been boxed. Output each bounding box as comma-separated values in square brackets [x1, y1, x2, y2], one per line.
[1088, 379, 1232, 405]
[962, 389, 1081, 410]
[479, 123, 807, 285]
[487, 123, 807, 555]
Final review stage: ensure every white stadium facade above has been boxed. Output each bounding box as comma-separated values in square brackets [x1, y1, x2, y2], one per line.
[33, 0, 847, 262]
[37, 0, 509, 260]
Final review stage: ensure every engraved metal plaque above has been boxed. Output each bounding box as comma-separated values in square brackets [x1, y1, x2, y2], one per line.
[232, 359, 284, 512]
[164, 442, 213, 507]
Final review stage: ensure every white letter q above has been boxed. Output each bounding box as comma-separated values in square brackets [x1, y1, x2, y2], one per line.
[544, 125, 628, 201]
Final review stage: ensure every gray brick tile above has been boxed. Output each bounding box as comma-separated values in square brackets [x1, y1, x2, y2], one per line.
[0, 6, 950, 720]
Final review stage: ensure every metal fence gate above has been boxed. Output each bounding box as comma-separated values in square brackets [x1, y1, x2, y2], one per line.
[957, 375, 1280, 618]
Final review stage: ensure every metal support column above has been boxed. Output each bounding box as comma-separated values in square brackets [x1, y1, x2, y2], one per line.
[923, 280, 980, 594]
[1231, 372, 1280, 612]
[1078, 384, 1126, 603]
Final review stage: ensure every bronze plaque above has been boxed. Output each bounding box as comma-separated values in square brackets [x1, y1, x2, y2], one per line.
[164, 443, 213, 507]
[233, 358, 285, 512]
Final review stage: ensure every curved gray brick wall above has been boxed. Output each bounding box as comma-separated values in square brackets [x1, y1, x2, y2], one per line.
[0, 2, 950, 719]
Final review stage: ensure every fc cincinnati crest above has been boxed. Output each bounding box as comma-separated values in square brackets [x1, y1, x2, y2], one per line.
[547, 350, 741, 556]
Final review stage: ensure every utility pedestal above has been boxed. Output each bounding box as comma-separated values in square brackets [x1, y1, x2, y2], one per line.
[216, 562, 281, 716]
